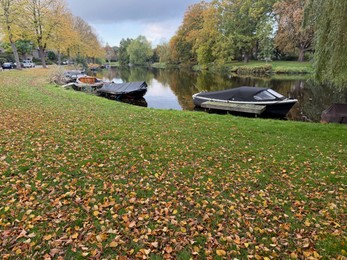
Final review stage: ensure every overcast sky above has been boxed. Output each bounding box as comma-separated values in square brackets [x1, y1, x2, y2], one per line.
[65, 0, 205, 47]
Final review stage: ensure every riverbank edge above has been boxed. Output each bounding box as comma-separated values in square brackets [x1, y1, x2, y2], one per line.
[151, 61, 313, 75]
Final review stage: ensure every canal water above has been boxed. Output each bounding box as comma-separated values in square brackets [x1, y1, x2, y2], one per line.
[93, 66, 347, 122]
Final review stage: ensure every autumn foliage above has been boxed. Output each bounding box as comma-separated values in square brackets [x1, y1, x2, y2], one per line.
[0, 69, 346, 259]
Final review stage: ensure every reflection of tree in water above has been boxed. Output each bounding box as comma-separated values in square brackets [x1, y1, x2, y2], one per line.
[154, 68, 198, 110]
[127, 67, 154, 83]
[95, 69, 120, 82]
[117, 67, 154, 83]
[195, 71, 232, 92]
[97, 67, 154, 83]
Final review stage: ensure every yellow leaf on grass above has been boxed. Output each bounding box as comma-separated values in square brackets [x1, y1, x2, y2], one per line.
[140, 249, 151, 255]
[216, 249, 226, 256]
[96, 233, 107, 242]
[151, 242, 158, 248]
[43, 234, 52, 240]
[122, 215, 128, 222]
[290, 252, 298, 259]
[128, 221, 136, 228]
[165, 245, 173, 253]
[109, 241, 118, 248]
[71, 233, 78, 239]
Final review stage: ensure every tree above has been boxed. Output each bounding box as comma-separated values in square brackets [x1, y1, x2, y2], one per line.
[306, 0, 347, 88]
[257, 17, 275, 61]
[0, 0, 23, 69]
[15, 39, 33, 59]
[127, 35, 153, 65]
[170, 2, 206, 64]
[104, 43, 115, 64]
[21, 0, 68, 68]
[156, 42, 171, 63]
[50, 11, 79, 65]
[118, 38, 132, 66]
[274, 0, 314, 62]
[218, 0, 276, 62]
[193, 2, 222, 65]
[71, 16, 104, 64]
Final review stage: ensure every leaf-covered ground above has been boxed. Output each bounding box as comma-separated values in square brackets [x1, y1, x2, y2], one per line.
[0, 69, 346, 259]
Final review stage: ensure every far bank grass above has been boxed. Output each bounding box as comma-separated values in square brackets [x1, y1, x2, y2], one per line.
[111, 60, 312, 74]
[196, 61, 312, 74]
[0, 68, 346, 259]
[229, 60, 313, 74]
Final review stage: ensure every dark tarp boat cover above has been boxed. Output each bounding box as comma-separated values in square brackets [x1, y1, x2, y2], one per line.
[321, 103, 347, 124]
[98, 81, 147, 94]
[196, 86, 280, 101]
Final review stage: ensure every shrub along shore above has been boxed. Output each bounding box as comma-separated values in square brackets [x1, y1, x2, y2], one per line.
[0, 68, 346, 259]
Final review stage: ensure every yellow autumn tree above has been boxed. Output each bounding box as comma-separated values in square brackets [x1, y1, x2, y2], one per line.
[71, 16, 104, 63]
[0, 0, 25, 68]
[20, 0, 68, 68]
[50, 10, 79, 64]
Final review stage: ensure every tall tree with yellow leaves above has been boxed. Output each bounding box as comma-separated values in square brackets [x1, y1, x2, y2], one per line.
[21, 0, 67, 68]
[170, 2, 207, 64]
[0, 0, 24, 69]
[50, 10, 79, 65]
[71, 16, 104, 64]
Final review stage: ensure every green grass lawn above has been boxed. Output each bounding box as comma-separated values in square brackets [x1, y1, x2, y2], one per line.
[191, 60, 313, 74]
[0, 68, 346, 259]
[228, 61, 313, 74]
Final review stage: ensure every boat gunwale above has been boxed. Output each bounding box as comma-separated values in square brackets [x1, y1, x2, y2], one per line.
[193, 94, 298, 105]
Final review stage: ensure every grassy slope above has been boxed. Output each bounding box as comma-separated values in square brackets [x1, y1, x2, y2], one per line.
[0, 68, 346, 259]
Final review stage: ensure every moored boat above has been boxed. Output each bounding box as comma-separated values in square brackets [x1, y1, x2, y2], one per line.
[76, 75, 104, 86]
[64, 70, 86, 82]
[97, 81, 147, 100]
[192, 86, 297, 118]
[321, 103, 347, 124]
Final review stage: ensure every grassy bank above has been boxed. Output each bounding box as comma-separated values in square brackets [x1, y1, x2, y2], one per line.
[228, 61, 313, 74]
[112, 61, 312, 75]
[0, 68, 346, 259]
[174, 61, 312, 74]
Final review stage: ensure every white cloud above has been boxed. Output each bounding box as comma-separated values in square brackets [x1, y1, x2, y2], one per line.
[65, 0, 207, 46]
[144, 20, 178, 46]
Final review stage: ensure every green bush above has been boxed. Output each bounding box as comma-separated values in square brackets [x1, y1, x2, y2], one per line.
[0, 53, 14, 62]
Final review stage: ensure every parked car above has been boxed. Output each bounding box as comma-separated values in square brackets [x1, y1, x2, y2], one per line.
[2, 62, 16, 70]
[22, 59, 35, 68]
[62, 60, 74, 65]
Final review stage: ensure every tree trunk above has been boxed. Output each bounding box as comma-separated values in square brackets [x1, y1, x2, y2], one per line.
[57, 51, 61, 65]
[10, 42, 21, 70]
[39, 47, 47, 68]
[298, 48, 305, 62]
[243, 52, 249, 63]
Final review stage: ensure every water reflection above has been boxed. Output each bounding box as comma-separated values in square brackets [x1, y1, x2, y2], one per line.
[94, 67, 347, 122]
[120, 97, 147, 107]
